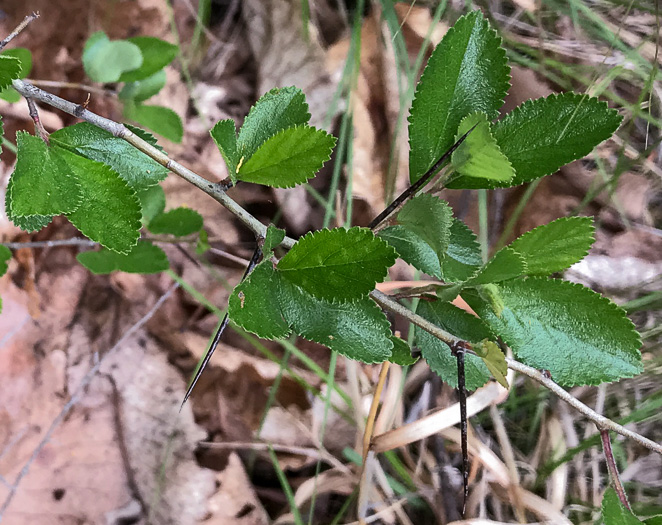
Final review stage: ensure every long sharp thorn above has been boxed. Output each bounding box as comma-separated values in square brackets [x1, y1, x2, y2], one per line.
[180, 245, 263, 408]
[455, 342, 469, 517]
[368, 123, 477, 231]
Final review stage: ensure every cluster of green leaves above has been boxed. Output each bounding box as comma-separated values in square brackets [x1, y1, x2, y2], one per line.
[82, 32, 183, 142]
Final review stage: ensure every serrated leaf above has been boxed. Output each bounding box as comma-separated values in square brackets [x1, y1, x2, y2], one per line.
[0, 48, 32, 102]
[237, 87, 311, 161]
[263, 224, 286, 254]
[440, 219, 483, 282]
[238, 126, 335, 188]
[492, 93, 623, 186]
[509, 216, 594, 275]
[389, 336, 418, 366]
[137, 184, 165, 224]
[277, 227, 397, 301]
[148, 207, 203, 236]
[278, 277, 393, 363]
[378, 225, 441, 278]
[77, 241, 169, 274]
[118, 36, 178, 83]
[601, 488, 641, 524]
[0, 245, 11, 276]
[210, 119, 238, 176]
[465, 247, 526, 285]
[228, 261, 291, 340]
[448, 112, 514, 188]
[398, 194, 453, 261]
[415, 300, 491, 390]
[50, 123, 168, 191]
[82, 31, 143, 83]
[474, 340, 509, 388]
[463, 278, 643, 386]
[4, 177, 54, 232]
[408, 10, 510, 183]
[125, 103, 183, 143]
[55, 148, 141, 253]
[9, 132, 82, 217]
[125, 124, 164, 151]
[0, 55, 21, 90]
[119, 69, 166, 102]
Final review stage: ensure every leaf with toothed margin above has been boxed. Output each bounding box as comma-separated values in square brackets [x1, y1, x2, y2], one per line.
[137, 184, 165, 224]
[210, 119, 239, 177]
[50, 122, 169, 191]
[415, 300, 491, 390]
[463, 278, 643, 386]
[77, 241, 169, 274]
[277, 227, 397, 301]
[440, 219, 483, 283]
[237, 86, 311, 161]
[600, 488, 642, 524]
[447, 112, 514, 188]
[125, 103, 183, 143]
[228, 261, 291, 340]
[55, 148, 142, 254]
[278, 277, 393, 363]
[5, 181, 53, 232]
[9, 132, 82, 217]
[491, 93, 623, 187]
[378, 225, 442, 278]
[508, 216, 595, 275]
[464, 247, 526, 285]
[474, 340, 509, 388]
[0, 48, 32, 102]
[408, 10, 510, 183]
[398, 194, 453, 263]
[263, 224, 286, 255]
[0, 55, 21, 90]
[389, 336, 418, 366]
[237, 126, 336, 188]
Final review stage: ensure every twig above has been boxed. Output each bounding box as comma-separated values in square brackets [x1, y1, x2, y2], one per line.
[0, 238, 97, 249]
[452, 341, 470, 517]
[0, 282, 179, 519]
[0, 12, 39, 51]
[27, 79, 114, 97]
[601, 429, 631, 510]
[25, 97, 49, 144]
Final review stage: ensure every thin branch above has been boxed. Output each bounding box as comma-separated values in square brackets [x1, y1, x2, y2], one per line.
[601, 429, 631, 510]
[505, 359, 662, 455]
[27, 79, 114, 96]
[0, 282, 179, 518]
[0, 12, 39, 51]
[0, 238, 97, 249]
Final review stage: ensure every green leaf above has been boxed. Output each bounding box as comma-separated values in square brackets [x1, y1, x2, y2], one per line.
[118, 36, 179, 83]
[4, 177, 53, 232]
[415, 300, 491, 390]
[82, 31, 143, 83]
[237, 126, 336, 188]
[493, 93, 623, 186]
[237, 87, 311, 161]
[447, 112, 514, 189]
[408, 10, 510, 183]
[50, 122, 168, 191]
[601, 488, 640, 524]
[465, 247, 526, 285]
[228, 261, 291, 340]
[0, 245, 11, 276]
[9, 132, 82, 217]
[210, 119, 238, 176]
[277, 227, 397, 301]
[137, 184, 165, 224]
[77, 241, 169, 274]
[125, 103, 183, 143]
[378, 225, 441, 278]
[643, 517, 662, 525]
[55, 148, 141, 253]
[474, 340, 509, 388]
[196, 228, 210, 255]
[148, 207, 203, 236]
[389, 336, 418, 366]
[509, 216, 594, 275]
[0, 55, 21, 90]
[278, 277, 393, 363]
[0, 48, 32, 102]
[398, 194, 453, 262]
[463, 278, 643, 386]
[440, 219, 483, 283]
[119, 69, 167, 102]
[263, 224, 286, 254]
